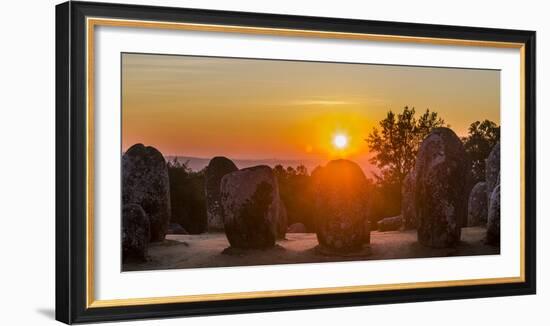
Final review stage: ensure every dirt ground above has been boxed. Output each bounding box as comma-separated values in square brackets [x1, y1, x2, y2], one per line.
[123, 227, 499, 272]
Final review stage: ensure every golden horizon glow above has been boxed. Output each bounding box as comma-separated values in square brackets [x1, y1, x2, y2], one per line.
[122, 53, 500, 174]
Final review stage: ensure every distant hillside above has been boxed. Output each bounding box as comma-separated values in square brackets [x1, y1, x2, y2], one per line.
[164, 155, 378, 178]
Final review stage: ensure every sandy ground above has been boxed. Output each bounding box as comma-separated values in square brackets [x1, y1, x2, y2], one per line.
[123, 227, 499, 271]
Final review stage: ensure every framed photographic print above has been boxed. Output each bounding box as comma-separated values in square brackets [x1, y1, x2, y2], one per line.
[55, 1, 536, 324]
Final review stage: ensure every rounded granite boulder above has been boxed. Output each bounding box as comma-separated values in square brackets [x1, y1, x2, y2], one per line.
[486, 179, 501, 246]
[122, 204, 150, 262]
[122, 143, 171, 242]
[205, 157, 238, 231]
[486, 142, 500, 205]
[467, 181, 488, 226]
[312, 159, 370, 254]
[414, 128, 470, 248]
[220, 165, 280, 249]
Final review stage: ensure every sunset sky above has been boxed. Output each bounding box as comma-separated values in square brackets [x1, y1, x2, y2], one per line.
[122, 53, 500, 172]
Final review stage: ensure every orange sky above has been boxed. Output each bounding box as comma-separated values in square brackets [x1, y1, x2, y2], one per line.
[122, 53, 500, 166]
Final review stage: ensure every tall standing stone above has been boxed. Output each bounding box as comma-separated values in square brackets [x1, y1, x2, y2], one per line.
[312, 159, 370, 254]
[205, 157, 238, 231]
[122, 203, 150, 262]
[220, 165, 280, 249]
[467, 181, 488, 226]
[122, 144, 171, 242]
[414, 128, 470, 248]
[486, 179, 501, 245]
[401, 170, 416, 229]
[277, 201, 288, 239]
[486, 142, 500, 207]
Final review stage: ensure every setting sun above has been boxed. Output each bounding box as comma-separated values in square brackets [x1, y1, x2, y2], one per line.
[333, 134, 348, 149]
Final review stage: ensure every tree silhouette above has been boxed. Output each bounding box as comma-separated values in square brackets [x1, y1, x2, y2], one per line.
[462, 120, 500, 182]
[273, 164, 316, 230]
[366, 106, 447, 186]
[166, 158, 207, 234]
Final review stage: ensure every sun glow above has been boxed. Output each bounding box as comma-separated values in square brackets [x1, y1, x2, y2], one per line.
[333, 134, 348, 149]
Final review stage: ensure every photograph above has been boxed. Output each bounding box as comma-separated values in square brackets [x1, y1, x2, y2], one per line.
[120, 53, 502, 271]
[51, 1, 537, 323]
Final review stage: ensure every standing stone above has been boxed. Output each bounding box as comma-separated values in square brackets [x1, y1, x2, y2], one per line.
[467, 182, 488, 226]
[277, 201, 288, 239]
[220, 165, 280, 249]
[462, 172, 476, 228]
[486, 178, 501, 245]
[122, 204, 150, 262]
[312, 159, 370, 253]
[401, 170, 416, 229]
[415, 128, 470, 248]
[205, 157, 238, 231]
[486, 143, 500, 206]
[122, 144, 171, 242]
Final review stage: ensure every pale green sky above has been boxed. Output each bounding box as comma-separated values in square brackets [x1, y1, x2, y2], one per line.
[122, 53, 500, 162]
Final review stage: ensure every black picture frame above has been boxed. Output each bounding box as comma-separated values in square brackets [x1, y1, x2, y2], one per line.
[56, 1, 536, 324]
